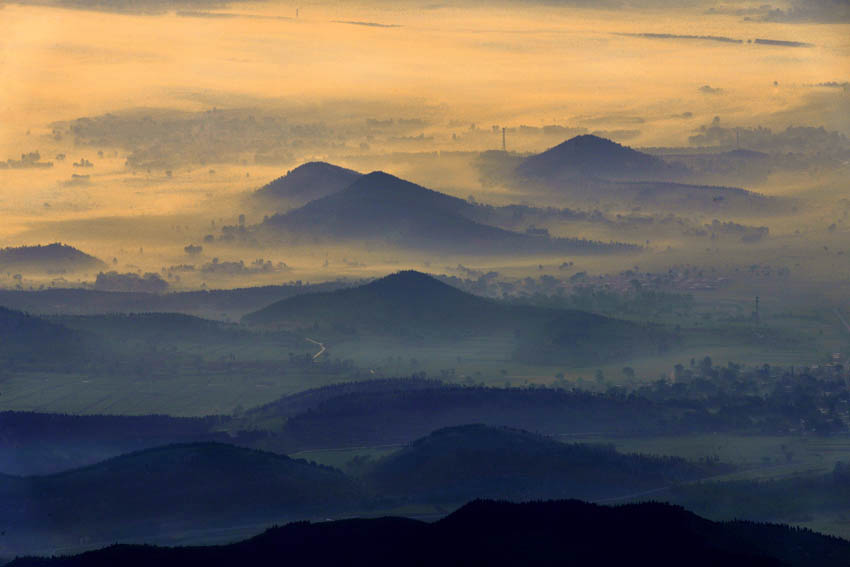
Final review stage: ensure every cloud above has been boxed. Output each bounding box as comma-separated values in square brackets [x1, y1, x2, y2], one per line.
[176, 10, 291, 20]
[618, 32, 815, 48]
[710, 0, 850, 23]
[176, 10, 238, 18]
[331, 20, 401, 28]
[590, 129, 642, 141]
[48, 42, 164, 63]
[753, 38, 813, 48]
[813, 81, 850, 89]
[576, 114, 645, 126]
[14, 0, 255, 15]
[618, 32, 742, 44]
[698, 85, 724, 95]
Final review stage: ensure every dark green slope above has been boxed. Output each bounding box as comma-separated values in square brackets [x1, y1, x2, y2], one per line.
[242, 271, 666, 363]
[243, 270, 523, 330]
[52, 312, 252, 346]
[364, 424, 725, 502]
[243, 270, 596, 331]
[0, 306, 80, 361]
[2, 443, 362, 546]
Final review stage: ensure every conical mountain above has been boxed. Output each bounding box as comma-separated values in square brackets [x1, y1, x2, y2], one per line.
[516, 134, 683, 181]
[254, 161, 362, 206]
[261, 171, 634, 254]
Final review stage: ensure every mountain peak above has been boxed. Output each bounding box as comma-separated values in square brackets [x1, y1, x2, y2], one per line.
[254, 161, 361, 205]
[370, 269, 443, 286]
[360, 270, 474, 300]
[345, 170, 437, 196]
[555, 134, 623, 149]
[517, 134, 677, 181]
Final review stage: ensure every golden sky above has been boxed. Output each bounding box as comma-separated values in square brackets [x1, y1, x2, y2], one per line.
[1, 0, 848, 152]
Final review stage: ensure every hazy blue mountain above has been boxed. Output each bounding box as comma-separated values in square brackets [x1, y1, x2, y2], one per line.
[244, 270, 519, 330]
[513, 135, 777, 211]
[260, 171, 637, 254]
[0, 243, 106, 274]
[2, 443, 362, 550]
[243, 270, 596, 332]
[242, 270, 665, 363]
[253, 162, 362, 208]
[11, 499, 849, 566]
[364, 424, 728, 502]
[516, 134, 687, 182]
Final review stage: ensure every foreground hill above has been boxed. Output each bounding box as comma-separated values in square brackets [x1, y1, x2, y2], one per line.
[1, 443, 362, 551]
[260, 171, 637, 254]
[11, 499, 850, 566]
[252, 162, 361, 208]
[364, 424, 729, 503]
[0, 243, 106, 274]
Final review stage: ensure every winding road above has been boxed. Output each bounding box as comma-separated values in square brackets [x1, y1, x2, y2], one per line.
[306, 338, 326, 361]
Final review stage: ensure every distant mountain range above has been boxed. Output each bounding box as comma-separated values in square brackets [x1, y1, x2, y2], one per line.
[0, 243, 106, 274]
[253, 162, 362, 208]
[259, 171, 639, 254]
[11, 499, 849, 566]
[0, 280, 356, 318]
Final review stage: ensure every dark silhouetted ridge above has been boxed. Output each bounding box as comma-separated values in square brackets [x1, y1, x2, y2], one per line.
[12, 499, 850, 566]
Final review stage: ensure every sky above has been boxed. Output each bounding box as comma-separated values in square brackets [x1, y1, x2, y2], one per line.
[1, 0, 847, 151]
